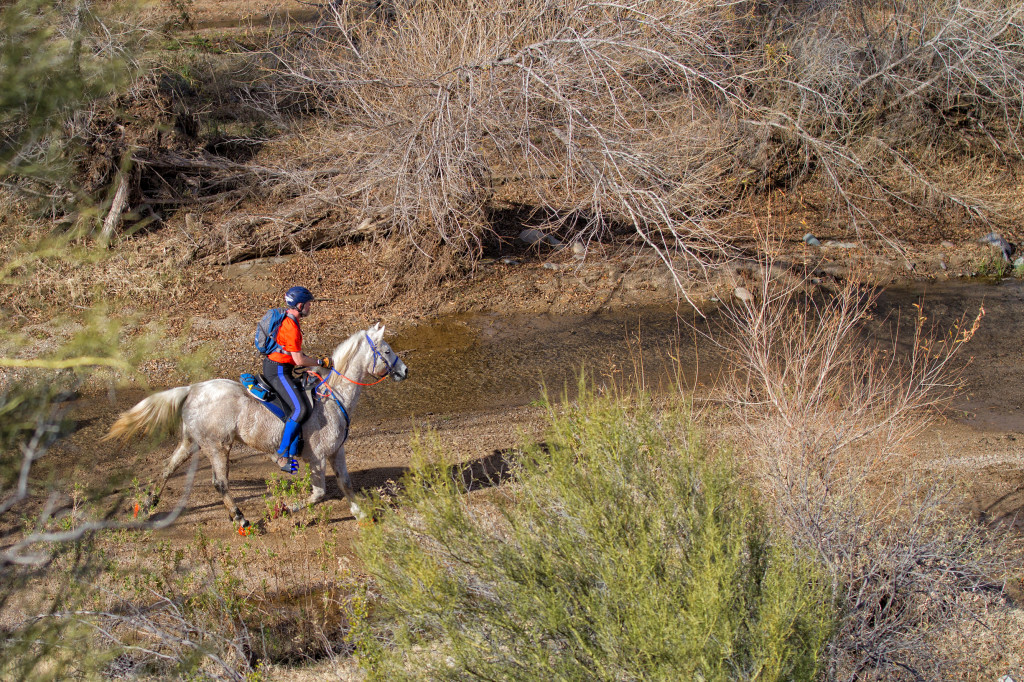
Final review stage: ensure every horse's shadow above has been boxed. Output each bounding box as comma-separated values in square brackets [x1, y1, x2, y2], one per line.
[347, 447, 518, 506]
[145, 477, 282, 524]
[147, 452, 519, 526]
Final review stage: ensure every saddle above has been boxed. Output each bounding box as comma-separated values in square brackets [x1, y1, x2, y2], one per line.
[240, 371, 324, 423]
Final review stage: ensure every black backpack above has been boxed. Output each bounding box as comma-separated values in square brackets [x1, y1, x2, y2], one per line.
[255, 308, 288, 356]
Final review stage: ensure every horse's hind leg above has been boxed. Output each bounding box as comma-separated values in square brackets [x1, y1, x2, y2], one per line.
[207, 443, 247, 527]
[146, 435, 195, 511]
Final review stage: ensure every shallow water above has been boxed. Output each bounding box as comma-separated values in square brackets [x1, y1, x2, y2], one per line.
[364, 280, 1024, 433]
[363, 307, 719, 421]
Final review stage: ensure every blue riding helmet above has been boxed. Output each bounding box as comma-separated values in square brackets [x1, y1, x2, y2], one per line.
[285, 286, 315, 308]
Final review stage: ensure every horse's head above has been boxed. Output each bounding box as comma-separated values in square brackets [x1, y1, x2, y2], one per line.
[329, 323, 408, 386]
[364, 323, 408, 382]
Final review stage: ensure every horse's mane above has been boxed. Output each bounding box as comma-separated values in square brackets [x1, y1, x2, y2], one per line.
[329, 328, 366, 380]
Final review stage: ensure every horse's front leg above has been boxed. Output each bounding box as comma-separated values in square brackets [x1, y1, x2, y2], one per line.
[292, 448, 327, 513]
[332, 445, 367, 521]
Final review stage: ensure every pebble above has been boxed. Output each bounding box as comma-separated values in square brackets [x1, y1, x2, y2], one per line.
[518, 228, 563, 249]
[542, 263, 561, 271]
[802, 233, 821, 247]
[941, 240, 955, 249]
[500, 258, 519, 265]
[733, 286, 754, 303]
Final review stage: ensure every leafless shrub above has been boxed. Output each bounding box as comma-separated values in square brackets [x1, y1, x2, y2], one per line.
[255, 0, 1024, 293]
[262, 0, 748, 299]
[739, 0, 1024, 231]
[715, 250, 1014, 679]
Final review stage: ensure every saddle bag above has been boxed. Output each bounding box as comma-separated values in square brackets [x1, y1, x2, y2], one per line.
[240, 373, 277, 402]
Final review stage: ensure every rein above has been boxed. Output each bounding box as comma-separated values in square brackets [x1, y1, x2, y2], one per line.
[330, 369, 389, 387]
[311, 373, 351, 440]
[310, 334, 395, 440]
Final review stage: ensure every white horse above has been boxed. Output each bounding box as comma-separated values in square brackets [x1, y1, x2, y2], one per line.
[104, 324, 408, 528]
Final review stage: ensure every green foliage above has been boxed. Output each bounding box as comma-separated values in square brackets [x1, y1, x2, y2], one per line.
[0, 382, 69, 461]
[264, 466, 313, 519]
[977, 253, 1010, 279]
[353, 381, 836, 681]
[0, 0, 128, 180]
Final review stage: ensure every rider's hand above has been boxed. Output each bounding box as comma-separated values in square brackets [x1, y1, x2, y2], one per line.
[319, 356, 332, 370]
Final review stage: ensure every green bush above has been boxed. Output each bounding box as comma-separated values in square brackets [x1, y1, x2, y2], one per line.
[1, 0, 128, 180]
[353, 383, 836, 681]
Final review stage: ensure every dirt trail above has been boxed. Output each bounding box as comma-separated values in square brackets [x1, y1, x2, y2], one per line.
[29, 278, 1024, 565]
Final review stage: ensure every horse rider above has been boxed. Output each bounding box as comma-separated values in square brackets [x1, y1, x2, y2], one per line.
[264, 286, 332, 473]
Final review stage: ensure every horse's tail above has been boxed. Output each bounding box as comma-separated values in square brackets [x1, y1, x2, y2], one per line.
[102, 386, 192, 442]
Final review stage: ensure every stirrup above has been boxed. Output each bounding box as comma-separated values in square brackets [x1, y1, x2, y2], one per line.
[278, 456, 299, 474]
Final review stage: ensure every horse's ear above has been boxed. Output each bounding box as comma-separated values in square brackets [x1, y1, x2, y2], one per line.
[371, 322, 385, 337]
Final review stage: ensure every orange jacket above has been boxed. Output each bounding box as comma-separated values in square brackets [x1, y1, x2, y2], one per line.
[267, 315, 302, 364]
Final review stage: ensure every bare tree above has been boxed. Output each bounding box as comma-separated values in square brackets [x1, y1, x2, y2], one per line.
[252, 0, 1024, 293]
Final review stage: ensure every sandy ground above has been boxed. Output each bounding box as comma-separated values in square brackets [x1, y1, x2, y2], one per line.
[2, 203, 1023, 675]
[9, 250, 1023, 678]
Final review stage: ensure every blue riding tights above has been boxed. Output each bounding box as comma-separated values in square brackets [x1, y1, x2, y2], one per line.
[279, 419, 302, 456]
[263, 360, 311, 456]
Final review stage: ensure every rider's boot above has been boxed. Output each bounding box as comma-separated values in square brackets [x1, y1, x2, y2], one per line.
[288, 432, 304, 458]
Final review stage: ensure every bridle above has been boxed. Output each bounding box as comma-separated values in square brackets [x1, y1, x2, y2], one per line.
[310, 334, 398, 443]
[326, 333, 398, 387]
[364, 332, 399, 379]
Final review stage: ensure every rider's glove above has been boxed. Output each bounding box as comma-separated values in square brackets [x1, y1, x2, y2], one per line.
[319, 356, 332, 370]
